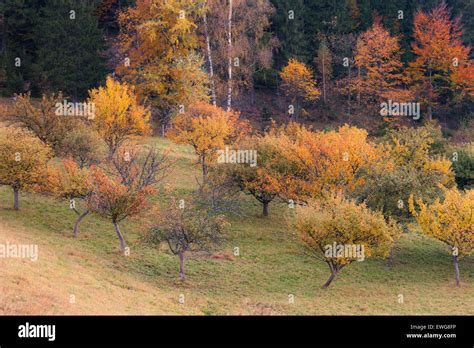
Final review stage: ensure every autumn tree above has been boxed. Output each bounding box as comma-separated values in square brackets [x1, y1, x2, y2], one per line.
[147, 198, 227, 280]
[294, 193, 399, 288]
[116, 0, 209, 131]
[88, 76, 151, 157]
[3, 93, 66, 154]
[87, 146, 170, 251]
[265, 122, 378, 203]
[354, 18, 406, 103]
[409, 187, 473, 287]
[352, 123, 455, 265]
[48, 159, 92, 237]
[280, 59, 320, 121]
[353, 123, 455, 221]
[408, 2, 473, 120]
[0, 130, 52, 210]
[167, 102, 248, 180]
[224, 135, 280, 217]
[315, 38, 333, 103]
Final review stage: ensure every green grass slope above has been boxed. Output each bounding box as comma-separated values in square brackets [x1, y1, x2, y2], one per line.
[0, 137, 472, 315]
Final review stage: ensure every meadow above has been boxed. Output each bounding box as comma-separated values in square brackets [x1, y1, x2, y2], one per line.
[0, 136, 472, 316]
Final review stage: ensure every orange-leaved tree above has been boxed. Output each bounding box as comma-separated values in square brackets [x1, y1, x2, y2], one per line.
[224, 134, 280, 217]
[88, 76, 151, 158]
[86, 146, 171, 252]
[265, 122, 379, 203]
[0, 129, 52, 210]
[280, 59, 320, 121]
[3, 93, 67, 154]
[354, 18, 406, 103]
[87, 167, 153, 252]
[409, 187, 473, 287]
[167, 102, 249, 180]
[407, 2, 473, 120]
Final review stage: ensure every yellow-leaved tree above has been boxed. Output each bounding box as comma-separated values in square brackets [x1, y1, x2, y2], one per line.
[47, 159, 92, 237]
[88, 76, 151, 157]
[167, 102, 249, 180]
[409, 187, 473, 287]
[116, 0, 209, 132]
[280, 58, 320, 121]
[0, 130, 52, 210]
[294, 193, 399, 288]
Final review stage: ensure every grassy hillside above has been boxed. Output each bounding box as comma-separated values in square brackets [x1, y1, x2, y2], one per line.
[0, 137, 473, 315]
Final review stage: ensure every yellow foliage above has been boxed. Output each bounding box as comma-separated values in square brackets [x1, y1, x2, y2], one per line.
[280, 58, 320, 103]
[167, 102, 249, 177]
[88, 76, 151, 156]
[116, 0, 209, 116]
[294, 193, 398, 287]
[0, 129, 52, 194]
[409, 187, 474, 256]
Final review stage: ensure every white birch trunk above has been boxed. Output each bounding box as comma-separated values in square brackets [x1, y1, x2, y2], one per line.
[226, 0, 233, 111]
[203, 8, 217, 106]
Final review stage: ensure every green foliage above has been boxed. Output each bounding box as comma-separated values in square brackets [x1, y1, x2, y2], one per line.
[0, 0, 42, 96]
[34, 0, 107, 99]
[1, 0, 107, 98]
[448, 144, 474, 189]
[353, 124, 455, 221]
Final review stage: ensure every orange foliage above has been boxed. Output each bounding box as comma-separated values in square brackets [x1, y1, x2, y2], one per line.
[263, 123, 378, 202]
[408, 2, 473, 112]
[280, 59, 320, 120]
[167, 102, 249, 178]
[354, 20, 407, 102]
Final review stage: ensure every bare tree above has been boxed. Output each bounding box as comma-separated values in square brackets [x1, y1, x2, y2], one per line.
[148, 199, 227, 280]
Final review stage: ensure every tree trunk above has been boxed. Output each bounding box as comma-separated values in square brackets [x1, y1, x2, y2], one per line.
[427, 105, 432, 121]
[453, 255, 460, 287]
[113, 221, 126, 252]
[347, 63, 351, 117]
[322, 268, 338, 288]
[201, 154, 208, 181]
[13, 187, 19, 210]
[226, 0, 233, 111]
[203, 9, 217, 106]
[179, 251, 185, 281]
[322, 55, 327, 103]
[388, 246, 395, 267]
[357, 66, 361, 106]
[262, 201, 269, 217]
[428, 69, 433, 121]
[295, 98, 300, 123]
[107, 145, 116, 161]
[73, 210, 89, 238]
